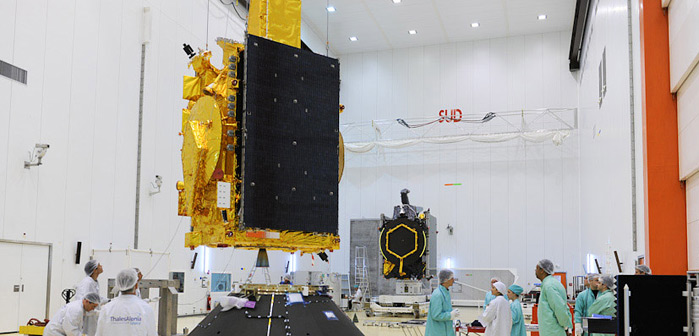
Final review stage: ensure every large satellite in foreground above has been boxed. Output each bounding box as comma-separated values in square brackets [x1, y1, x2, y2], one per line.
[177, 0, 341, 254]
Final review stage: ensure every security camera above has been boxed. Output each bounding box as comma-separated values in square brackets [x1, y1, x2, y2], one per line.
[24, 143, 50, 169]
[150, 175, 163, 195]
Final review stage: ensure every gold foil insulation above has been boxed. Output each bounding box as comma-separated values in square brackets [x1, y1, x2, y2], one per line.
[179, 38, 340, 254]
[248, 0, 302, 48]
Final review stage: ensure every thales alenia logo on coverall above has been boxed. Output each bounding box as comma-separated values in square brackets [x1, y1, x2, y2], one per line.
[110, 315, 143, 325]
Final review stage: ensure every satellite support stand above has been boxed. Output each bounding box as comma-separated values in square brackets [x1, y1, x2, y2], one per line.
[245, 249, 272, 285]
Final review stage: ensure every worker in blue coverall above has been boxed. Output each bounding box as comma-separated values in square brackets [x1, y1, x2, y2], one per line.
[574, 273, 598, 336]
[507, 284, 526, 336]
[425, 269, 459, 336]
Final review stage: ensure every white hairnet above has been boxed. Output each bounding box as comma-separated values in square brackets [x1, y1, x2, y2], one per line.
[538, 259, 555, 274]
[599, 274, 614, 289]
[490, 277, 501, 283]
[115, 268, 139, 292]
[635, 265, 651, 274]
[586, 273, 599, 281]
[493, 281, 507, 296]
[83, 292, 101, 304]
[84, 260, 99, 276]
[438, 269, 454, 284]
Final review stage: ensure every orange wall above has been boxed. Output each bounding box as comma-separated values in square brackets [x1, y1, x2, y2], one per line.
[639, 0, 688, 274]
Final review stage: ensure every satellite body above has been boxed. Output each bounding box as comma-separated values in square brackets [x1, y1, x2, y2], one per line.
[178, 0, 342, 254]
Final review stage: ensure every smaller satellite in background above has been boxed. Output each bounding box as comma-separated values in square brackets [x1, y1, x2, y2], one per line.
[380, 189, 429, 280]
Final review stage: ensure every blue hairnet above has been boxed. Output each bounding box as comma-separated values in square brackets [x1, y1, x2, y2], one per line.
[83, 292, 101, 304]
[509, 284, 523, 296]
[538, 259, 555, 274]
[84, 260, 99, 276]
[438, 269, 454, 284]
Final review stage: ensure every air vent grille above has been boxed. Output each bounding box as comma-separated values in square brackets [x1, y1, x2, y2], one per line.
[0, 60, 27, 84]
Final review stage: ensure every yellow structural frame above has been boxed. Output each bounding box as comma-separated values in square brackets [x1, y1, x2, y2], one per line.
[384, 223, 417, 276]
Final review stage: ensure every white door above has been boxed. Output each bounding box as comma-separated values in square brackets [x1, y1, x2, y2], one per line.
[0, 243, 22, 332]
[17, 244, 50, 324]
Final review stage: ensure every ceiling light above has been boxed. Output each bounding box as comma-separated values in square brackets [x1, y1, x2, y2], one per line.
[538, 14, 547, 20]
[349, 36, 358, 42]
[409, 30, 417, 35]
[326, 6, 336, 12]
[392, 0, 402, 3]
[471, 22, 480, 28]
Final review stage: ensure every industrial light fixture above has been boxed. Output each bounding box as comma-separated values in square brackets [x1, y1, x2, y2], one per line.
[538, 14, 547, 20]
[24, 143, 50, 169]
[471, 22, 480, 28]
[326, 6, 336, 12]
[392, 0, 402, 3]
[349, 36, 358, 41]
[408, 30, 417, 35]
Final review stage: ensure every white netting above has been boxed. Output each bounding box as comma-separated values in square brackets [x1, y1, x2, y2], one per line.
[344, 130, 570, 153]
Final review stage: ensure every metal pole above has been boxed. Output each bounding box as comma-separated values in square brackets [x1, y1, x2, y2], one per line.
[623, 284, 631, 336]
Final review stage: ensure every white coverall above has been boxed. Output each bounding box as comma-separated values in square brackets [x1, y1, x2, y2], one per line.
[43, 301, 86, 336]
[478, 295, 512, 336]
[95, 294, 157, 336]
[75, 276, 105, 336]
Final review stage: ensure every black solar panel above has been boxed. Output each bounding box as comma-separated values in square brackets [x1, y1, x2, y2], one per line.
[241, 34, 340, 234]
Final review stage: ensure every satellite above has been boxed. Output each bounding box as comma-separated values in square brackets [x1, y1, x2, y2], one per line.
[181, 1, 361, 335]
[177, 1, 343, 255]
[380, 189, 429, 279]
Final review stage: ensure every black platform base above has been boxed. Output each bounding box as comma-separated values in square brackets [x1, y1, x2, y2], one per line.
[189, 294, 364, 336]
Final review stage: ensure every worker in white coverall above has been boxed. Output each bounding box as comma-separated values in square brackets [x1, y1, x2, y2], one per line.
[75, 260, 107, 335]
[483, 277, 500, 311]
[478, 281, 512, 336]
[43, 292, 101, 336]
[95, 268, 156, 336]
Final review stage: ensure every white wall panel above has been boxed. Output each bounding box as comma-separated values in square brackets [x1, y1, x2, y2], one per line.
[688, 173, 699, 269]
[0, 0, 17, 62]
[0, 80, 10, 236]
[577, 0, 641, 273]
[506, 36, 526, 111]
[2, 0, 49, 240]
[678, 63, 699, 179]
[337, 31, 580, 288]
[668, 0, 699, 92]
[525, 34, 544, 109]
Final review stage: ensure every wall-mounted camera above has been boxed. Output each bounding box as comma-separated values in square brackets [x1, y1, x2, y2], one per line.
[24, 143, 50, 169]
[149, 175, 163, 195]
